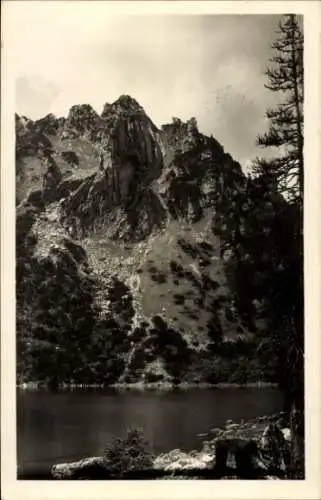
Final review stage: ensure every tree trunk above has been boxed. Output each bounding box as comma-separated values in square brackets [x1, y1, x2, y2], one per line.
[290, 15, 304, 202]
[289, 403, 305, 478]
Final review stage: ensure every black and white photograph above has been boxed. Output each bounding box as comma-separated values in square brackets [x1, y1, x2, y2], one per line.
[1, 1, 321, 497]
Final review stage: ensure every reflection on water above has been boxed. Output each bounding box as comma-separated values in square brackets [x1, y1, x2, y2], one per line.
[17, 387, 283, 470]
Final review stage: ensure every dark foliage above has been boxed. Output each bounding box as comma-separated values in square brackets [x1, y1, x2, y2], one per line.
[150, 270, 167, 284]
[102, 428, 154, 476]
[150, 316, 191, 379]
[255, 15, 303, 202]
[61, 150, 79, 166]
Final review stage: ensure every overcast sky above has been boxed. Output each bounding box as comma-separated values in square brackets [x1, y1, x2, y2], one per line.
[8, 3, 286, 169]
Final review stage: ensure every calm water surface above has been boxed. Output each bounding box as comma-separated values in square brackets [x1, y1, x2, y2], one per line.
[17, 387, 283, 472]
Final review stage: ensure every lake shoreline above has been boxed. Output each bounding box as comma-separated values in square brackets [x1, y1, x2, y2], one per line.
[19, 412, 284, 480]
[17, 381, 278, 391]
[17, 385, 285, 479]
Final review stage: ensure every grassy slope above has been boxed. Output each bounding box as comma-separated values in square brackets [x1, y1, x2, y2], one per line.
[82, 209, 249, 350]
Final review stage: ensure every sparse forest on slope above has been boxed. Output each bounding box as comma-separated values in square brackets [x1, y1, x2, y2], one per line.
[16, 92, 296, 388]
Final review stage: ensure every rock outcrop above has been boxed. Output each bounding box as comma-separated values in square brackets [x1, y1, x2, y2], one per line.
[51, 457, 105, 479]
[64, 104, 100, 139]
[34, 113, 61, 136]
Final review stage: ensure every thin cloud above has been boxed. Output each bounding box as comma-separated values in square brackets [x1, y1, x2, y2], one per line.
[10, 4, 283, 167]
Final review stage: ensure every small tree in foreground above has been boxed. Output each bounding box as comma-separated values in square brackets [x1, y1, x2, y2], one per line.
[103, 427, 154, 476]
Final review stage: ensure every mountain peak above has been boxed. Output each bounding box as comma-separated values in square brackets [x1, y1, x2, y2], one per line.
[65, 104, 100, 136]
[67, 104, 99, 121]
[101, 95, 146, 120]
[113, 94, 144, 111]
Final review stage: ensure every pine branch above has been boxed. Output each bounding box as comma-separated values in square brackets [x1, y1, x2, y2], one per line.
[257, 127, 299, 149]
[266, 106, 298, 127]
[264, 80, 295, 93]
[256, 13, 303, 203]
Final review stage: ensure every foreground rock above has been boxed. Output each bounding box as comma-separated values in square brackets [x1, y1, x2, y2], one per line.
[51, 457, 106, 479]
[154, 449, 214, 473]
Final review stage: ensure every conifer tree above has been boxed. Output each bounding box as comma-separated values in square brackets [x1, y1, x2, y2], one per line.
[253, 15, 304, 476]
[254, 14, 304, 204]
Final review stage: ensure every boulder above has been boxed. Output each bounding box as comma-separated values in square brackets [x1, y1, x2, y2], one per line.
[51, 456, 107, 479]
[154, 449, 214, 471]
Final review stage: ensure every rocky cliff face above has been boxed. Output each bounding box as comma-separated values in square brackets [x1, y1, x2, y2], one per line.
[59, 96, 165, 241]
[16, 95, 275, 386]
